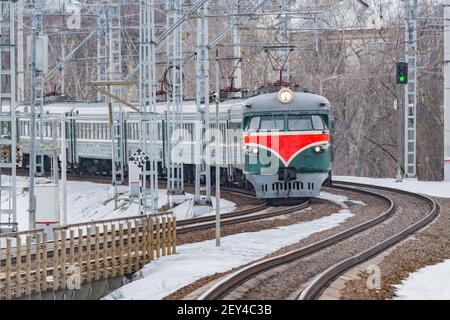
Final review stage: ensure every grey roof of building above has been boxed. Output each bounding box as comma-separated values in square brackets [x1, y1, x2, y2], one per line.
[242, 91, 330, 114]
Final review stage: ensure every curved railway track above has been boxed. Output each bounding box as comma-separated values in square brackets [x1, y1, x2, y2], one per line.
[298, 181, 439, 300]
[15, 170, 310, 236]
[197, 181, 438, 300]
[177, 201, 309, 234]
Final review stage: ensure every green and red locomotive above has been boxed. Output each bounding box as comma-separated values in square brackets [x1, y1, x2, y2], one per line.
[242, 88, 332, 200]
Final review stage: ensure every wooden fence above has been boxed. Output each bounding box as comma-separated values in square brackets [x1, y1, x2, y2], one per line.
[0, 213, 176, 300]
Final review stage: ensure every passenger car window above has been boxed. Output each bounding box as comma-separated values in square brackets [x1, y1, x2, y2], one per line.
[288, 115, 313, 131]
[311, 115, 327, 130]
[260, 115, 284, 131]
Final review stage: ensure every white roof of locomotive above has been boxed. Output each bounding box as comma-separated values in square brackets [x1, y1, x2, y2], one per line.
[16, 99, 246, 115]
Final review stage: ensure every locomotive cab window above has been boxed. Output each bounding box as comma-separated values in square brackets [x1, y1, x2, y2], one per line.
[246, 116, 260, 131]
[288, 115, 312, 131]
[311, 115, 327, 130]
[260, 115, 284, 131]
[288, 115, 327, 131]
[246, 115, 284, 131]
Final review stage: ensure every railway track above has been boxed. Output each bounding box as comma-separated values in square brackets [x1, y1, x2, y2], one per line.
[15, 169, 303, 236]
[197, 181, 438, 300]
[177, 201, 309, 234]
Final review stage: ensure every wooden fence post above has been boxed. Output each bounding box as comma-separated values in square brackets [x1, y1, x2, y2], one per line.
[141, 219, 148, 263]
[69, 229, 75, 266]
[103, 224, 109, 279]
[53, 231, 60, 291]
[77, 228, 83, 283]
[167, 216, 172, 256]
[111, 224, 117, 277]
[25, 236, 32, 296]
[148, 217, 154, 262]
[172, 217, 177, 254]
[86, 227, 92, 283]
[16, 236, 22, 298]
[127, 221, 132, 273]
[155, 216, 160, 259]
[134, 220, 140, 271]
[5, 239, 12, 300]
[119, 224, 125, 276]
[61, 230, 67, 290]
[42, 233, 48, 292]
[94, 226, 100, 281]
[161, 216, 167, 257]
[35, 233, 42, 296]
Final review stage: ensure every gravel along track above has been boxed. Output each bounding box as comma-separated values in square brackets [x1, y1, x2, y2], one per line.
[164, 187, 389, 300]
[337, 197, 448, 300]
[177, 196, 348, 247]
[196, 183, 435, 300]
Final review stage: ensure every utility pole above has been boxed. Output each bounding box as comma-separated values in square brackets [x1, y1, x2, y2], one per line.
[215, 48, 221, 247]
[193, 3, 212, 216]
[60, 2, 65, 96]
[28, 26, 37, 230]
[28, 0, 45, 230]
[166, 0, 185, 207]
[17, 0, 24, 102]
[233, 0, 242, 98]
[395, 98, 403, 182]
[0, 0, 17, 232]
[396, 62, 408, 182]
[444, 0, 450, 181]
[61, 115, 67, 225]
[403, 0, 418, 178]
[139, 0, 159, 214]
[277, 0, 292, 84]
[108, 1, 125, 209]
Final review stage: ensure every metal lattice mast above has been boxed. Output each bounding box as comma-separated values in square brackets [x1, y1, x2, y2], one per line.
[108, 1, 126, 209]
[233, 0, 242, 98]
[17, 0, 24, 102]
[97, 1, 108, 101]
[277, 0, 291, 84]
[444, 0, 450, 181]
[0, 0, 17, 232]
[28, 0, 45, 229]
[194, 3, 211, 210]
[33, 0, 45, 177]
[404, 0, 418, 178]
[139, 0, 158, 214]
[166, 0, 185, 207]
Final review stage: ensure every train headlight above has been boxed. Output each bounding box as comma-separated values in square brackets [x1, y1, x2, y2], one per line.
[252, 147, 259, 154]
[313, 145, 329, 153]
[278, 88, 293, 104]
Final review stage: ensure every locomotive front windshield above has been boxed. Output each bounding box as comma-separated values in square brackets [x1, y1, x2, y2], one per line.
[245, 114, 327, 132]
[260, 115, 284, 130]
[288, 115, 327, 131]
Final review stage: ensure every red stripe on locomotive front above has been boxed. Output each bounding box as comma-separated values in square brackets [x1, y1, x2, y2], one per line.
[243, 132, 330, 165]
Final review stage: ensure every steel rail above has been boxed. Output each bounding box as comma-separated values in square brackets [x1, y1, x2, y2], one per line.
[198, 183, 396, 300]
[178, 201, 309, 234]
[298, 180, 438, 300]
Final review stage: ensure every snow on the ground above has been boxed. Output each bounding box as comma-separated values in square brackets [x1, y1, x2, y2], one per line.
[394, 260, 450, 300]
[104, 191, 362, 300]
[336, 176, 450, 198]
[1, 175, 235, 231]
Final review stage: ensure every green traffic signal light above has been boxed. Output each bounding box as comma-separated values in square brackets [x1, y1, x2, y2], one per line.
[396, 62, 408, 84]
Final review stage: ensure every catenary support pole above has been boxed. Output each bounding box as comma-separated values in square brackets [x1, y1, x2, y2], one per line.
[61, 115, 67, 225]
[215, 49, 220, 247]
[444, 0, 450, 180]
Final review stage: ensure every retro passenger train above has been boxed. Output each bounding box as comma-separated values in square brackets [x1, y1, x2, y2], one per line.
[14, 88, 333, 200]
[242, 88, 332, 200]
